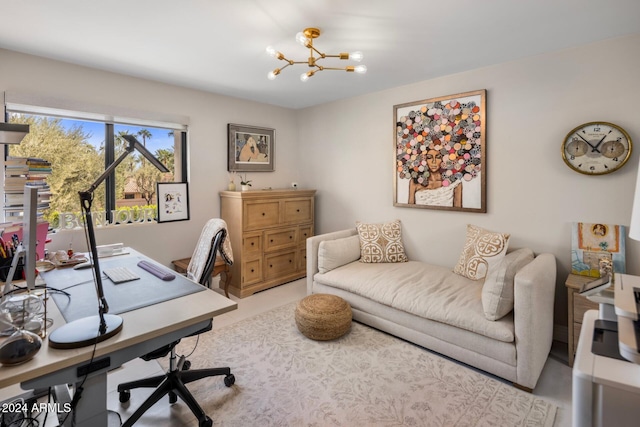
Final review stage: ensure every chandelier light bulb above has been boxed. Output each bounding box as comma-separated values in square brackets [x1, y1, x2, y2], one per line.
[354, 65, 367, 74]
[267, 70, 277, 80]
[300, 72, 310, 82]
[266, 46, 277, 57]
[295, 32, 308, 46]
[349, 51, 363, 62]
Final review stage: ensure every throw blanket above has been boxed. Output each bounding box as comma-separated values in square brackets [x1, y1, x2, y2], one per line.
[187, 218, 233, 283]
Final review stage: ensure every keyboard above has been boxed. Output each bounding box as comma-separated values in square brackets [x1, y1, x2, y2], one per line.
[137, 260, 175, 281]
[104, 267, 140, 284]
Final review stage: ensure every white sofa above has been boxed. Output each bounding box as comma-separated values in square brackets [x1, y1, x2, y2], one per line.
[306, 228, 557, 391]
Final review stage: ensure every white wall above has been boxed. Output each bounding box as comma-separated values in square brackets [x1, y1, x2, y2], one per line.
[0, 48, 299, 266]
[295, 33, 640, 330]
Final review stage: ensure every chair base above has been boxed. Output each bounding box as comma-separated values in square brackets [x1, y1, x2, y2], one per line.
[118, 364, 234, 427]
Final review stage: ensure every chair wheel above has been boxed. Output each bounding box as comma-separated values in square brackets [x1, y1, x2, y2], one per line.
[224, 374, 235, 387]
[169, 391, 177, 404]
[183, 360, 191, 370]
[199, 416, 212, 427]
[119, 390, 130, 403]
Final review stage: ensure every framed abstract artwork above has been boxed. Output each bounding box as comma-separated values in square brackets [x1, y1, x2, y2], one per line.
[571, 222, 626, 277]
[393, 89, 486, 212]
[157, 182, 190, 223]
[228, 123, 275, 172]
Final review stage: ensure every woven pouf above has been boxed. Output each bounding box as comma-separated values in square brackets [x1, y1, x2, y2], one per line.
[295, 294, 352, 341]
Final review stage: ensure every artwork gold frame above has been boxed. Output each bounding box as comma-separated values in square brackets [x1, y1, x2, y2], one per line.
[393, 90, 486, 212]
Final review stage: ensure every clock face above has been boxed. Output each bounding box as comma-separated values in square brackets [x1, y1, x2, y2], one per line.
[562, 122, 632, 175]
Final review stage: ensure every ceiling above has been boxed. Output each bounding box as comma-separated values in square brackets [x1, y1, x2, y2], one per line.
[1, 0, 639, 110]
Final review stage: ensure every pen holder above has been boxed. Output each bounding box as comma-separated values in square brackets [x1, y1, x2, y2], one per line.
[0, 256, 23, 282]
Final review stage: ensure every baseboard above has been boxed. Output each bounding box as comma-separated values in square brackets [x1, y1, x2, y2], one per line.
[554, 324, 568, 344]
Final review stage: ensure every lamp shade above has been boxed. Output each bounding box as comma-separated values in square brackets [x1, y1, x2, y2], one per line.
[0, 123, 29, 144]
[629, 160, 640, 241]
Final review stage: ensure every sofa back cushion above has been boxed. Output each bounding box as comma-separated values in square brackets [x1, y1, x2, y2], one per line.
[355, 220, 408, 263]
[318, 235, 361, 273]
[482, 247, 535, 321]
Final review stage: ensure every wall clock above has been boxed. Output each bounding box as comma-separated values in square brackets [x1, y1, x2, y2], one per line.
[562, 122, 632, 175]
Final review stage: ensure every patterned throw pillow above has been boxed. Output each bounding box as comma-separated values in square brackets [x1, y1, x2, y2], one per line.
[453, 224, 510, 280]
[356, 220, 408, 263]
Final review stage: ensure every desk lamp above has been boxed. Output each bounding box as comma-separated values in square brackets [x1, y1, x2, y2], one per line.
[49, 135, 169, 349]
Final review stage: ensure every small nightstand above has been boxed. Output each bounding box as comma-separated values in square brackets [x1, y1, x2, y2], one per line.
[172, 257, 232, 298]
[565, 273, 601, 367]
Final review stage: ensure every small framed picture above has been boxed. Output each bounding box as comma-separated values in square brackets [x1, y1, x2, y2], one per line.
[228, 123, 275, 172]
[157, 182, 190, 223]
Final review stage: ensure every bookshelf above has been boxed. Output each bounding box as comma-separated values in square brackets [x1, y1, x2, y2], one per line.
[3, 156, 52, 221]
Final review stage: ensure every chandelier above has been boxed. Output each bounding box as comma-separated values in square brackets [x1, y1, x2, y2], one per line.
[266, 27, 367, 82]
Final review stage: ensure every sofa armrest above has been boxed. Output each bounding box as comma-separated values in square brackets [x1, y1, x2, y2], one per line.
[513, 252, 557, 389]
[306, 228, 358, 294]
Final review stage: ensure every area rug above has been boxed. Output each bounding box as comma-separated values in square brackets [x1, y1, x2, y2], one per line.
[164, 303, 557, 426]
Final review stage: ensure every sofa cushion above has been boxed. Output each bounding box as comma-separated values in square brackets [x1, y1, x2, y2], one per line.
[314, 261, 514, 342]
[453, 224, 510, 281]
[482, 248, 535, 321]
[318, 235, 361, 274]
[355, 220, 408, 263]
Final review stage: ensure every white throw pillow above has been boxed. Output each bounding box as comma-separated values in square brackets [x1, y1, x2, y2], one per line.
[318, 235, 361, 274]
[356, 220, 408, 263]
[453, 224, 510, 280]
[482, 248, 535, 321]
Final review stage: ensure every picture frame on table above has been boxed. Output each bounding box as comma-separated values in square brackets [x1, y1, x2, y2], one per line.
[228, 123, 275, 172]
[157, 182, 190, 223]
[393, 89, 486, 213]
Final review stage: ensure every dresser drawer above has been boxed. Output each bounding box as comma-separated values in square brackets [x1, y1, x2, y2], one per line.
[242, 259, 262, 285]
[244, 201, 280, 230]
[264, 227, 297, 252]
[265, 250, 297, 279]
[283, 199, 313, 224]
[242, 233, 262, 254]
[298, 225, 313, 244]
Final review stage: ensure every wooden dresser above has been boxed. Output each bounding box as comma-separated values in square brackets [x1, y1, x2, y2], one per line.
[565, 273, 600, 367]
[220, 189, 316, 298]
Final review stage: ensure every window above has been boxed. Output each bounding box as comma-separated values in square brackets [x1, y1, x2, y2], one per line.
[4, 110, 187, 229]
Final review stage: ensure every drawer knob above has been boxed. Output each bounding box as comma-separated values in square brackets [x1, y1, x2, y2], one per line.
[251, 242, 254, 246]
[289, 235, 293, 239]
[296, 209, 300, 212]
[269, 264, 273, 268]
[250, 269, 254, 273]
[289, 259, 292, 263]
[303, 233, 307, 237]
[270, 239, 274, 243]
[262, 212, 265, 216]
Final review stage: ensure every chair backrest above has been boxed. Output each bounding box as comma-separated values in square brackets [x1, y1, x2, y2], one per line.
[187, 219, 229, 286]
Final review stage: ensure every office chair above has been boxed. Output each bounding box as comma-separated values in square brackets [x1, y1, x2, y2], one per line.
[117, 220, 235, 427]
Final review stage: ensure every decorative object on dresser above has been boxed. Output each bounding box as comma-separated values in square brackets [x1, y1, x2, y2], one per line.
[227, 123, 274, 172]
[561, 122, 632, 175]
[571, 222, 626, 278]
[220, 189, 315, 298]
[393, 89, 486, 213]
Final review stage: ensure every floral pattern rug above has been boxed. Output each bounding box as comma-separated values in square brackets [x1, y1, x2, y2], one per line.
[164, 303, 557, 426]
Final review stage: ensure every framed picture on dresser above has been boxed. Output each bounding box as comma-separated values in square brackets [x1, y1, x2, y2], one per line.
[157, 182, 190, 223]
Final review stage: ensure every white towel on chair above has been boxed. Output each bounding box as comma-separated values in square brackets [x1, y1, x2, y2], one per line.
[187, 218, 233, 283]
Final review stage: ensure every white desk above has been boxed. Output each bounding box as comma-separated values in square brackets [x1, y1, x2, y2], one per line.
[572, 310, 640, 427]
[0, 249, 237, 427]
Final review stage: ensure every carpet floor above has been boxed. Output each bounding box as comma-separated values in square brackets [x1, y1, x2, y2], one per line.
[159, 302, 557, 426]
